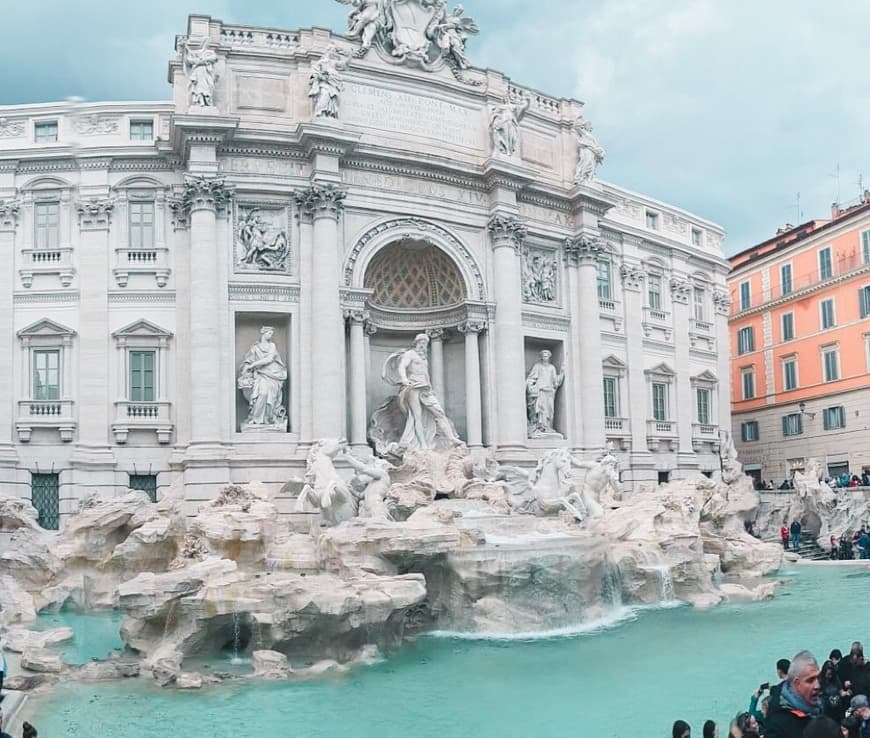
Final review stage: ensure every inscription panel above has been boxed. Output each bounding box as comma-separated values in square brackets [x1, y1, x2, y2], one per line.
[343, 82, 485, 149]
[518, 201, 574, 229]
[343, 169, 487, 207]
[219, 157, 307, 177]
[521, 131, 555, 169]
[234, 74, 289, 112]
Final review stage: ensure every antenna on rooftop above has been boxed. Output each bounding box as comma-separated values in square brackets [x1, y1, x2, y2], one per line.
[795, 192, 803, 222]
[859, 174, 864, 199]
[829, 163, 840, 205]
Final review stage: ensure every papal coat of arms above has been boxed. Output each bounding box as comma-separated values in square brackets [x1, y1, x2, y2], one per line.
[336, 0, 479, 78]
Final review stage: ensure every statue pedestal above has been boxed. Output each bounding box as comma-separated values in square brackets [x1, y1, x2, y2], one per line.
[528, 430, 564, 442]
[240, 421, 288, 433]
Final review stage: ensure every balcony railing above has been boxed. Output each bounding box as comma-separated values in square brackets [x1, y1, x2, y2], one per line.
[691, 318, 713, 333]
[16, 399, 75, 442]
[19, 247, 75, 288]
[112, 400, 173, 444]
[647, 419, 677, 435]
[113, 247, 170, 287]
[599, 298, 616, 312]
[644, 307, 670, 323]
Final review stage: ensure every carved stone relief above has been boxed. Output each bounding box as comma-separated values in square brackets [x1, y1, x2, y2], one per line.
[522, 248, 558, 304]
[236, 205, 290, 273]
[74, 114, 120, 136]
[0, 118, 25, 138]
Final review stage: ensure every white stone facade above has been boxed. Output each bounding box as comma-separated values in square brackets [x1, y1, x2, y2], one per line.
[0, 12, 729, 521]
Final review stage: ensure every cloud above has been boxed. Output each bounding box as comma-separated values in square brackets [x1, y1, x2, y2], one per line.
[1, 1, 870, 254]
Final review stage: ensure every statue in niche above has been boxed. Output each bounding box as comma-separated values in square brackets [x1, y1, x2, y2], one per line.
[428, 1, 479, 70]
[337, 0, 386, 55]
[489, 96, 529, 157]
[237, 326, 288, 431]
[525, 350, 565, 437]
[522, 251, 557, 304]
[573, 116, 606, 184]
[371, 333, 462, 455]
[183, 38, 218, 107]
[309, 46, 349, 119]
[237, 210, 289, 271]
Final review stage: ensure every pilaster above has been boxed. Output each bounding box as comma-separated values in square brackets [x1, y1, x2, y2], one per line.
[0, 202, 20, 468]
[458, 320, 486, 448]
[670, 276, 697, 468]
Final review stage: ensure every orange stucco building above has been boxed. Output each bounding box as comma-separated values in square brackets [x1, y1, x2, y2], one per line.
[728, 198, 870, 483]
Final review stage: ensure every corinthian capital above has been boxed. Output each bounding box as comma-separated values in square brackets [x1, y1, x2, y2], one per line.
[619, 263, 645, 291]
[487, 214, 527, 252]
[76, 197, 115, 229]
[0, 198, 21, 228]
[669, 277, 692, 304]
[182, 175, 233, 213]
[712, 289, 731, 315]
[294, 183, 346, 221]
[563, 234, 605, 266]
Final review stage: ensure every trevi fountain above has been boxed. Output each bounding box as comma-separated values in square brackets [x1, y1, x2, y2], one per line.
[0, 3, 867, 737]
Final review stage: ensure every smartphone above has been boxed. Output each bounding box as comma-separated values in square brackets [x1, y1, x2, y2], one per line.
[759, 682, 770, 691]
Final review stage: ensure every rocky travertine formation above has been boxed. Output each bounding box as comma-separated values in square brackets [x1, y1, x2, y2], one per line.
[0, 448, 782, 689]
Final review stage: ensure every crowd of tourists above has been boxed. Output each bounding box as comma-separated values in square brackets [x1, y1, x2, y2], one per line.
[671, 643, 870, 737]
[754, 472, 870, 492]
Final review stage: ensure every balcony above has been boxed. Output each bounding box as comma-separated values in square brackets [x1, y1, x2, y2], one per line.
[112, 400, 173, 444]
[646, 418, 678, 452]
[113, 247, 170, 288]
[604, 416, 630, 450]
[691, 318, 713, 333]
[19, 247, 75, 288]
[692, 422, 719, 450]
[16, 399, 76, 442]
[643, 306, 670, 324]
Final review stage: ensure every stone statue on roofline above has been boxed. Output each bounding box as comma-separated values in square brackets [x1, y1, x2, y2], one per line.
[489, 96, 529, 157]
[309, 46, 350, 119]
[573, 116, 606, 184]
[183, 38, 218, 107]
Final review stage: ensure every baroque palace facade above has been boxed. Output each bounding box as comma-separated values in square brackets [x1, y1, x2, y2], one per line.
[0, 9, 730, 523]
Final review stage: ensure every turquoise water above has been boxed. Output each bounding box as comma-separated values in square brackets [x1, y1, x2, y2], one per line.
[31, 566, 870, 738]
[34, 609, 125, 665]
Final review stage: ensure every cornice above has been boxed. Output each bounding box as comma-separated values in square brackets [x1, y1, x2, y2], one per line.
[521, 311, 571, 333]
[729, 262, 870, 321]
[107, 291, 177, 304]
[219, 145, 306, 160]
[343, 157, 484, 192]
[14, 290, 80, 304]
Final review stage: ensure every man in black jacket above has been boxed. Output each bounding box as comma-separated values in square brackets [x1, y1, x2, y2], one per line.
[839, 643, 870, 698]
[766, 650, 822, 738]
[770, 658, 792, 707]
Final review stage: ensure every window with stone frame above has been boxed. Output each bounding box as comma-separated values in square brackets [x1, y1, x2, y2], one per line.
[741, 368, 755, 400]
[128, 201, 155, 251]
[112, 320, 172, 402]
[819, 246, 833, 280]
[780, 263, 793, 295]
[820, 298, 836, 330]
[863, 231, 870, 265]
[17, 319, 75, 402]
[696, 388, 711, 424]
[645, 210, 659, 230]
[33, 349, 61, 400]
[129, 120, 154, 141]
[859, 285, 870, 319]
[781, 312, 795, 341]
[782, 356, 798, 391]
[691, 228, 703, 247]
[603, 376, 619, 418]
[129, 350, 156, 401]
[693, 286, 706, 321]
[34, 201, 60, 249]
[647, 273, 663, 309]
[34, 121, 58, 143]
[822, 346, 839, 382]
[652, 382, 668, 421]
[737, 326, 755, 354]
[739, 281, 751, 310]
[596, 259, 612, 300]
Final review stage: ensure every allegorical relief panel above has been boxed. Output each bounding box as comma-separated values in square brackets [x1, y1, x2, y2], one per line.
[235, 204, 290, 273]
[522, 248, 559, 305]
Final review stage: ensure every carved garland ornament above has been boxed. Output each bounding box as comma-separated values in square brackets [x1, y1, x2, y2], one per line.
[344, 217, 486, 300]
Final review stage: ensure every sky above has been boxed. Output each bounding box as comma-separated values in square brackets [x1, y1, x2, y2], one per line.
[2, 0, 869, 254]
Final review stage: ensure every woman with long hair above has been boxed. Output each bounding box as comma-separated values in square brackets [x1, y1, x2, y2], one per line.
[702, 720, 718, 738]
[672, 720, 691, 738]
[820, 658, 849, 721]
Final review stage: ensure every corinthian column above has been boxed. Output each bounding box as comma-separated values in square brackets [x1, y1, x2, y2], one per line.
[488, 214, 527, 453]
[296, 184, 347, 440]
[459, 320, 486, 448]
[345, 309, 369, 450]
[427, 329, 446, 402]
[565, 235, 606, 454]
[185, 175, 232, 446]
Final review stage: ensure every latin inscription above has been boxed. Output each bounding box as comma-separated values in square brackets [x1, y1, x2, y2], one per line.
[343, 169, 487, 207]
[518, 202, 574, 229]
[343, 82, 484, 149]
[219, 158, 306, 177]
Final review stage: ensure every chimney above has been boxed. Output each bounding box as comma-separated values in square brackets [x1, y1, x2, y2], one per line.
[831, 202, 841, 218]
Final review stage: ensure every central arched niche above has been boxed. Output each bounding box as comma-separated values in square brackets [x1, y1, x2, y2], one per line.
[362, 239, 470, 440]
[364, 238, 466, 308]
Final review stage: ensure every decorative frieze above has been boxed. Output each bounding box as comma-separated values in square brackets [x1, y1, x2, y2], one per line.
[294, 183, 346, 221]
[0, 118, 25, 138]
[227, 283, 300, 304]
[487, 214, 527, 252]
[563, 234, 605, 265]
[74, 114, 120, 136]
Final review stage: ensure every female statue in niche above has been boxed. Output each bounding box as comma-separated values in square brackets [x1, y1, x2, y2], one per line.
[237, 326, 288, 430]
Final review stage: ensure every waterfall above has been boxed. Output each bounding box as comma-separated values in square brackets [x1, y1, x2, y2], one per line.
[162, 600, 179, 647]
[601, 562, 625, 609]
[230, 602, 243, 665]
[649, 564, 676, 603]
